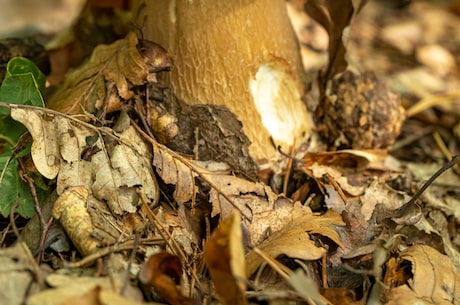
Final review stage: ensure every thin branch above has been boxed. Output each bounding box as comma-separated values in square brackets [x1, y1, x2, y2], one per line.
[405, 155, 458, 207]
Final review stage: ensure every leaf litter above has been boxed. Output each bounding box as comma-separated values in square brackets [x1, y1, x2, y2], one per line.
[1, 1, 460, 305]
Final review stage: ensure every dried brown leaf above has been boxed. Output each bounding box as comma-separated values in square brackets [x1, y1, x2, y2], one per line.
[204, 211, 247, 305]
[46, 32, 150, 115]
[11, 107, 159, 215]
[152, 143, 197, 205]
[385, 245, 460, 305]
[207, 174, 268, 220]
[305, 0, 367, 82]
[139, 252, 192, 305]
[246, 207, 345, 276]
[60, 285, 102, 305]
[150, 137, 275, 221]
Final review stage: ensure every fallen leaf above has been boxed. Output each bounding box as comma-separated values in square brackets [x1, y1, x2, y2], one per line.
[27, 273, 144, 305]
[246, 207, 345, 276]
[288, 268, 332, 305]
[150, 136, 275, 222]
[138, 252, 192, 305]
[207, 174, 268, 220]
[305, 0, 366, 82]
[10, 108, 60, 179]
[0, 243, 36, 305]
[10, 107, 159, 214]
[152, 142, 197, 205]
[204, 211, 247, 305]
[46, 32, 151, 115]
[61, 285, 102, 305]
[396, 245, 460, 303]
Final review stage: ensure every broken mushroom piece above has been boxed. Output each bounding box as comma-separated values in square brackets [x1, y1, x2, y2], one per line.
[137, 0, 315, 164]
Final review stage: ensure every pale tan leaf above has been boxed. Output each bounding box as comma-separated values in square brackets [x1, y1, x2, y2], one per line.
[207, 174, 267, 219]
[10, 108, 60, 179]
[91, 149, 127, 213]
[54, 116, 94, 194]
[11, 107, 158, 215]
[398, 245, 460, 303]
[152, 143, 196, 204]
[246, 207, 345, 276]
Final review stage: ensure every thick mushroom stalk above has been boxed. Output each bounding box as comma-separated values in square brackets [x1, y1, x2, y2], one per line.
[138, 0, 315, 163]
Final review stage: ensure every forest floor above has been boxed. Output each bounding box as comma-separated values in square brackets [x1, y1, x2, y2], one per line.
[1, 1, 460, 305]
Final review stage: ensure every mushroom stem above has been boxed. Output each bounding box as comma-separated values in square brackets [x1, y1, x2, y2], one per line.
[137, 0, 315, 163]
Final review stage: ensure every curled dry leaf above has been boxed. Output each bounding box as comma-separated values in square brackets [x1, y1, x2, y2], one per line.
[138, 252, 192, 305]
[52, 186, 142, 256]
[46, 32, 153, 115]
[52, 186, 100, 256]
[389, 245, 460, 304]
[152, 142, 197, 205]
[10, 107, 60, 179]
[305, 0, 367, 83]
[207, 174, 269, 220]
[10, 107, 159, 215]
[246, 207, 345, 277]
[204, 211, 247, 305]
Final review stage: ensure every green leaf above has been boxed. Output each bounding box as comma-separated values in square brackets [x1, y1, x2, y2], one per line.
[0, 57, 48, 218]
[0, 56, 45, 117]
[0, 152, 36, 218]
[0, 116, 27, 146]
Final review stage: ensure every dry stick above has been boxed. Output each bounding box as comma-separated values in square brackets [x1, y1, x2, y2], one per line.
[253, 247, 290, 280]
[395, 155, 458, 217]
[66, 237, 164, 268]
[408, 155, 457, 206]
[135, 88, 156, 140]
[132, 121, 251, 221]
[252, 248, 327, 305]
[9, 202, 20, 240]
[138, 190, 203, 291]
[432, 131, 451, 161]
[120, 231, 141, 297]
[0, 220, 12, 245]
[18, 159, 54, 262]
[137, 191, 186, 262]
[325, 172, 348, 205]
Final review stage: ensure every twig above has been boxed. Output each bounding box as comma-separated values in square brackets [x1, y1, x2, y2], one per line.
[9, 202, 20, 240]
[18, 159, 53, 262]
[66, 237, 164, 268]
[405, 155, 458, 207]
[138, 190, 187, 262]
[120, 231, 141, 296]
[432, 131, 451, 161]
[395, 155, 458, 218]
